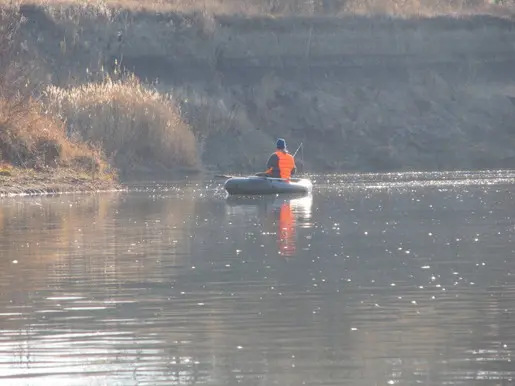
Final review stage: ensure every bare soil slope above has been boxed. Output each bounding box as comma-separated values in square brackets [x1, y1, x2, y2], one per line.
[15, 4, 515, 173]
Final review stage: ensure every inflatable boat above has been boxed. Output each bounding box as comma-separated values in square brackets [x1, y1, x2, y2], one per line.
[224, 176, 313, 195]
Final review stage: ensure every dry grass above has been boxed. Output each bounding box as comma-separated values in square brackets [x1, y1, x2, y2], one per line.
[1, 0, 512, 17]
[0, 4, 117, 190]
[44, 71, 199, 176]
[0, 97, 113, 178]
[1, 3, 198, 184]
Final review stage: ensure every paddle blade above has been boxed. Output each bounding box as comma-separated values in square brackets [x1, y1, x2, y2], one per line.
[214, 174, 234, 179]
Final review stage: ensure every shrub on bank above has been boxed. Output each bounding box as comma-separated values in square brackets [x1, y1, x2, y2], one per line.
[0, 5, 113, 181]
[45, 73, 198, 176]
[0, 97, 111, 178]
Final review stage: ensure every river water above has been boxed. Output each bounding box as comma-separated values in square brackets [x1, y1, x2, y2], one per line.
[1, 171, 515, 386]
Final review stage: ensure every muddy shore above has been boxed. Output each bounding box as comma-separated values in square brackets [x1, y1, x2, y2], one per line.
[0, 168, 122, 198]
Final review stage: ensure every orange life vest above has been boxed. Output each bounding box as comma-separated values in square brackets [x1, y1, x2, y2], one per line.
[275, 150, 295, 180]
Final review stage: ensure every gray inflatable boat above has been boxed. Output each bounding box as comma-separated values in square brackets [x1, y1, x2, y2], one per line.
[224, 176, 313, 195]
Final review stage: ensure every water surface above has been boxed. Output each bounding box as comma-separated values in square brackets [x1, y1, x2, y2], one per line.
[1, 171, 515, 385]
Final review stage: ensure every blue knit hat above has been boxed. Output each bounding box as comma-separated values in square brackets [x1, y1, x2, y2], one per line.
[276, 138, 286, 150]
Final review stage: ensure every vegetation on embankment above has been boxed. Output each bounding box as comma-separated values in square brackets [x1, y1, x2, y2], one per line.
[44, 72, 198, 179]
[0, 96, 117, 196]
[0, 7, 118, 195]
[3, 0, 512, 16]
[0, 4, 201, 193]
[1, 0, 515, 181]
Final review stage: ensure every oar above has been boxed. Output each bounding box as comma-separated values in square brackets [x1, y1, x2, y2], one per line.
[215, 173, 269, 179]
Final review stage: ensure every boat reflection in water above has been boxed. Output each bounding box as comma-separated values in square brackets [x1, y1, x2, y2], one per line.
[225, 194, 313, 257]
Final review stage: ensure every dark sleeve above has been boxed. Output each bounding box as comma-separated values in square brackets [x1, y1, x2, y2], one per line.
[267, 153, 279, 170]
[291, 155, 297, 175]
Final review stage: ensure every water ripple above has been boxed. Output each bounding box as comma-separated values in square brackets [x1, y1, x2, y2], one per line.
[0, 171, 514, 385]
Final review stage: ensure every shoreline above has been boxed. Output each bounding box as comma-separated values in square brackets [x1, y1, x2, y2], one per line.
[0, 186, 126, 198]
[0, 166, 207, 199]
[0, 167, 123, 198]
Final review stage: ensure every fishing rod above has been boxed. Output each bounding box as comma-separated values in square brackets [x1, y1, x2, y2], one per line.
[292, 142, 305, 175]
[292, 142, 303, 157]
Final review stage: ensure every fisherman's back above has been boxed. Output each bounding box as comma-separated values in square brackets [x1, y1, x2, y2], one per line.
[266, 150, 296, 179]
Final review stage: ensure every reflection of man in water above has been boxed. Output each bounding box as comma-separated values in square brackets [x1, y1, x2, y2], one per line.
[276, 201, 296, 257]
[227, 195, 311, 257]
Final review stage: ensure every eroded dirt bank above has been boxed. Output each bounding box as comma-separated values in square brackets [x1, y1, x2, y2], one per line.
[16, 5, 515, 173]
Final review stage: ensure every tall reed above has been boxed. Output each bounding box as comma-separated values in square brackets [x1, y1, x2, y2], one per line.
[45, 72, 198, 176]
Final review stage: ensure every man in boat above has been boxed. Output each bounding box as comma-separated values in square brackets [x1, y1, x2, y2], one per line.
[256, 138, 297, 180]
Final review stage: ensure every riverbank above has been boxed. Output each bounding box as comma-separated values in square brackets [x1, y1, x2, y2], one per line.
[0, 166, 121, 197]
[0, 5, 199, 195]
[1, 0, 515, 186]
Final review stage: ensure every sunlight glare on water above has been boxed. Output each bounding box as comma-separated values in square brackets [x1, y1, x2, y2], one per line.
[0, 171, 515, 385]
